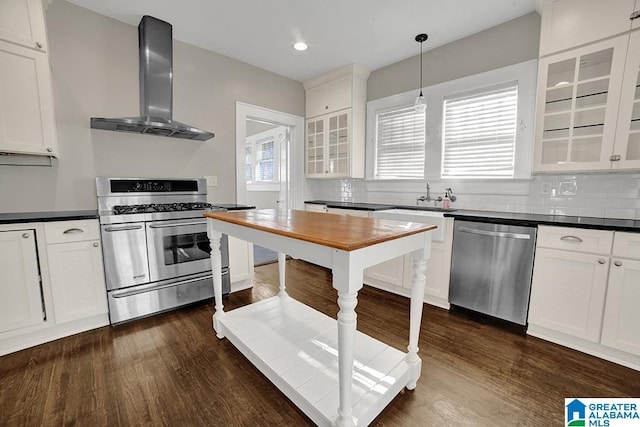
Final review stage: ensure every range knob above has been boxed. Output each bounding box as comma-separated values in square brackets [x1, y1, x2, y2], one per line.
[133, 181, 143, 191]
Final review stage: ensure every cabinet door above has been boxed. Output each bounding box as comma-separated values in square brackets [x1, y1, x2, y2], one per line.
[229, 235, 254, 283]
[326, 110, 351, 176]
[306, 117, 326, 177]
[539, 0, 634, 57]
[305, 75, 351, 118]
[305, 204, 327, 213]
[0, 0, 47, 51]
[0, 40, 57, 156]
[365, 256, 405, 287]
[0, 230, 44, 333]
[528, 248, 609, 342]
[421, 242, 451, 303]
[47, 240, 108, 324]
[533, 36, 628, 172]
[601, 258, 640, 355]
[612, 31, 640, 169]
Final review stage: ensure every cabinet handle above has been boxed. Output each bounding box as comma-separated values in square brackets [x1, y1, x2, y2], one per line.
[63, 228, 84, 234]
[631, 10, 640, 20]
[22, 232, 30, 239]
[36, 41, 43, 48]
[560, 235, 583, 243]
[325, 105, 329, 110]
[614, 260, 623, 267]
[46, 147, 53, 152]
[93, 242, 99, 248]
[597, 258, 606, 265]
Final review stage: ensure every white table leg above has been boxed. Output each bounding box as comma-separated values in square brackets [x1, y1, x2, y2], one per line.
[335, 290, 358, 427]
[406, 250, 428, 390]
[208, 222, 225, 339]
[278, 252, 287, 297]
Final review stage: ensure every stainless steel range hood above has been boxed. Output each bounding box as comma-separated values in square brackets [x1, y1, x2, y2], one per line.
[91, 16, 214, 141]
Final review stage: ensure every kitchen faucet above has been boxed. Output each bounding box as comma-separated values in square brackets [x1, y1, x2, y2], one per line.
[416, 182, 457, 206]
[416, 181, 442, 205]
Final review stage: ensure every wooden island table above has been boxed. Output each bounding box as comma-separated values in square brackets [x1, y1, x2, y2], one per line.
[204, 209, 436, 426]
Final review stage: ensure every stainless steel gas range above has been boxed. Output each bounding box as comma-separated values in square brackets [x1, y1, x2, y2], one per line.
[96, 177, 230, 324]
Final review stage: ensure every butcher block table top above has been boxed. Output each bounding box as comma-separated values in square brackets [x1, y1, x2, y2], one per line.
[203, 208, 436, 251]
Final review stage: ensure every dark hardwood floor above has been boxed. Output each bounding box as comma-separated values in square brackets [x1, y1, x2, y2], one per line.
[1, 259, 638, 426]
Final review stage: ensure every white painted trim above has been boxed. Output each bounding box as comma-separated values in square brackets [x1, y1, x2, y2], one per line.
[235, 102, 306, 209]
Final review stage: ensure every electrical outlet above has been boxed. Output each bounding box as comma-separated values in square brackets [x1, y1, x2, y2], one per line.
[541, 183, 552, 196]
[204, 175, 217, 186]
[559, 181, 577, 196]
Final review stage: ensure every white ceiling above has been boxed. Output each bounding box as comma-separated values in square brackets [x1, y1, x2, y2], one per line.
[65, 0, 538, 83]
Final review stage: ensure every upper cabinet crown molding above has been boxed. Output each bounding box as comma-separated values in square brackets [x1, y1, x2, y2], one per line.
[303, 64, 371, 91]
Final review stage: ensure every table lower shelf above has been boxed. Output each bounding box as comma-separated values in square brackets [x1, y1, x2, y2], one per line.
[218, 295, 411, 426]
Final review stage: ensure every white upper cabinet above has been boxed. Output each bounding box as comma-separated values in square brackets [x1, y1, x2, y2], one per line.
[539, 0, 637, 57]
[0, 0, 57, 158]
[304, 64, 369, 179]
[612, 31, 640, 169]
[0, 0, 48, 51]
[533, 36, 630, 172]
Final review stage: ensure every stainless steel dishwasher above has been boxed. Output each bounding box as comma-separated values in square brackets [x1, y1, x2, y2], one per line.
[449, 220, 537, 327]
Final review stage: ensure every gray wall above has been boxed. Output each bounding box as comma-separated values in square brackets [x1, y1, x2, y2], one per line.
[367, 12, 541, 101]
[0, 0, 304, 213]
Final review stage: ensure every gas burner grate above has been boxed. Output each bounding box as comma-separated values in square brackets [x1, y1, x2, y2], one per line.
[112, 202, 214, 215]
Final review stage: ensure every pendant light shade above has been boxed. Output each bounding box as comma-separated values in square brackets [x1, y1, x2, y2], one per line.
[414, 33, 428, 113]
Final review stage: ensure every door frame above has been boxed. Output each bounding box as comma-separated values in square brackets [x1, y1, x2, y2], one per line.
[235, 102, 305, 210]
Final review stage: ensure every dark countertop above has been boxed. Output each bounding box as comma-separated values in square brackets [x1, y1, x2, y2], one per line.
[0, 210, 99, 225]
[211, 204, 256, 211]
[304, 201, 640, 232]
[304, 200, 396, 211]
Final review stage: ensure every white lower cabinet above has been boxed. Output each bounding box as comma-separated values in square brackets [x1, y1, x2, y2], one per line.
[364, 218, 453, 309]
[47, 240, 108, 324]
[528, 248, 609, 342]
[228, 235, 254, 291]
[528, 226, 640, 369]
[0, 219, 109, 356]
[0, 229, 44, 333]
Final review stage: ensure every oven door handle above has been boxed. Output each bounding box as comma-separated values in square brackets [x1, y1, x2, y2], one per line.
[110, 272, 228, 299]
[104, 225, 143, 232]
[148, 220, 207, 229]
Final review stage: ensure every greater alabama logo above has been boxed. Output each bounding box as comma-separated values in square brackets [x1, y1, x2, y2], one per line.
[566, 398, 640, 427]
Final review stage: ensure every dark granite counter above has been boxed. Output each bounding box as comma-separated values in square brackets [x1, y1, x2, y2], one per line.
[304, 200, 396, 211]
[0, 210, 99, 225]
[304, 201, 640, 232]
[211, 204, 256, 211]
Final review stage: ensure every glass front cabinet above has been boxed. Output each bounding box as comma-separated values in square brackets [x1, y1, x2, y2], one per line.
[305, 109, 351, 178]
[533, 33, 640, 172]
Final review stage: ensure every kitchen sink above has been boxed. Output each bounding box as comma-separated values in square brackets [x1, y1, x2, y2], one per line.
[372, 209, 446, 242]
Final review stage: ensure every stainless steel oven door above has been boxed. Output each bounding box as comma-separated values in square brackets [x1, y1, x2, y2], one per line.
[146, 219, 226, 282]
[101, 222, 150, 290]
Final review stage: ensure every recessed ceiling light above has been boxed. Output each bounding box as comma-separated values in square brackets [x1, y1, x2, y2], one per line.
[293, 42, 308, 51]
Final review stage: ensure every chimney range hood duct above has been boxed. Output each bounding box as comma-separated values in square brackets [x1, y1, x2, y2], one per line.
[90, 16, 214, 141]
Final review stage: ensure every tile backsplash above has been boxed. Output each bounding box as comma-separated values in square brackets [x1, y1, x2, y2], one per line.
[305, 172, 640, 219]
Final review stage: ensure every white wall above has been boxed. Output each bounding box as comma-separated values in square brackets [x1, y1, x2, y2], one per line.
[0, 0, 304, 213]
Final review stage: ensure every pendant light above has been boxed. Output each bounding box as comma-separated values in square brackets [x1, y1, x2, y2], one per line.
[414, 33, 428, 113]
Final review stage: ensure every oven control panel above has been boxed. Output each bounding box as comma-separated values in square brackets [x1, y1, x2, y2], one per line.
[110, 179, 200, 193]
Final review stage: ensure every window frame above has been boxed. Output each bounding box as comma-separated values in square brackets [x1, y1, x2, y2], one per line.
[365, 59, 537, 181]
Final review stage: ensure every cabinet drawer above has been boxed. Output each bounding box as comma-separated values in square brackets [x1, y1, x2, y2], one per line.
[612, 232, 640, 259]
[44, 220, 99, 244]
[537, 226, 613, 254]
[326, 208, 371, 217]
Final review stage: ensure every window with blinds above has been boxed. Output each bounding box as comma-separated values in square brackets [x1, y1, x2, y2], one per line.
[442, 83, 518, 178]
[374, 106, 426, 179]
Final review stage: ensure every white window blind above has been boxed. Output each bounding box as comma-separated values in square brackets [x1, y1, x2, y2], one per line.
[442, 83, 518, 178]
[375, 106, 425, 179]
[256, 137, 275, 182]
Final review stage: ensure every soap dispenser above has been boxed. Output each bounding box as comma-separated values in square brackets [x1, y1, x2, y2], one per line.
[442, 193, 450, 209]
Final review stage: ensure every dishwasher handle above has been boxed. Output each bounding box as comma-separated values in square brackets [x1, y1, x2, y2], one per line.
[458, 226, 531, 240]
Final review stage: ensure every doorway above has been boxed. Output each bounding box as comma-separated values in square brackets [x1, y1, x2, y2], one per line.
[235, 103, 305, 265]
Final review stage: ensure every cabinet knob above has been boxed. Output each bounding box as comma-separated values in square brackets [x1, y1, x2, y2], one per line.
[22, 232, 30, 239]
[93, 242, 99, 248]
[325, 105, 328, 110]
[35, 42, 43, 48]
[46, 147, 52, 152]
[597, 258, 606, 264]
[614, 260, 623, 267]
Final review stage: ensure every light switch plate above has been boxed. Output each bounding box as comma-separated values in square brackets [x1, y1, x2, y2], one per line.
[204, 176, 217, 186]
[541, 183, 552, 195]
